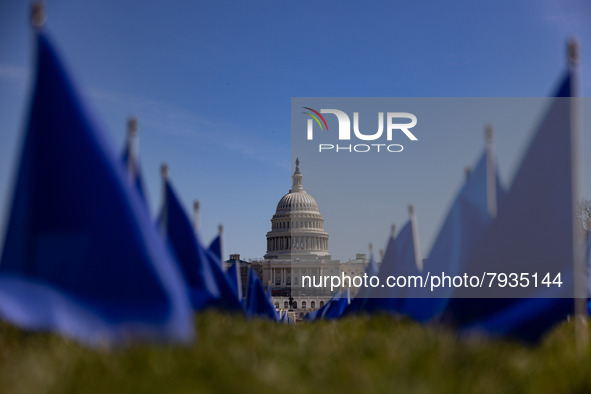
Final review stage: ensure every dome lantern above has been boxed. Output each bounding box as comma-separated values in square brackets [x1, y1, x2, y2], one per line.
[291, 157, 303, 192]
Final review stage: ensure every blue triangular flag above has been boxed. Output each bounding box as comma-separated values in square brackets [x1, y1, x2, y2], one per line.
[402, 150, 505, 323]
[226, 260, 243, 301]
[158, 179, 243, 313]
[280, 309, 292, 324]
[0, 31, 193, 346]
[206, 248, 244, 311]
[358, 251, 379, 299]
[362, 219, 420, 315]
[245, 268, 278, 320]
[305, 302, 325, 321]
[311, 290, 349, 320]
[208, 234, 222, 265]
[342, 250, 379, 316]
[449, 71, 576, 341]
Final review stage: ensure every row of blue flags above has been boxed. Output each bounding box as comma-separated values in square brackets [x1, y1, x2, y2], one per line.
[0, 24, 583, 346]
[0, 28, 283, 346]
[308, 69, 581, 343]
[0, 30, 194, 346]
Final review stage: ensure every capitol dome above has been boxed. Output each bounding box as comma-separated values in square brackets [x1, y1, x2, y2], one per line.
[275, 189, 319, 213]
[264, 159, 330, 259]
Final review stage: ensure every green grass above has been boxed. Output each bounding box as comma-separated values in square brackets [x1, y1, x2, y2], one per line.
[2, 312, 591, 394]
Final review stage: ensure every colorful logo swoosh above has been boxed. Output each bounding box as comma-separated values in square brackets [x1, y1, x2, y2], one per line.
[302, 107, 329, 131]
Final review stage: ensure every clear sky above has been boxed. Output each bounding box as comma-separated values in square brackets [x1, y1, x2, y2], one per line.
[0, 0, 590, 261]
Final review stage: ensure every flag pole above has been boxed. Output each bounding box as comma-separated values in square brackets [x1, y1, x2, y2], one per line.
[568, 38, 588, 351]
[485, 124, 497, 219]
[127, 116, 138, 181]
[464, 166, 472, 180]
[159, 163, 168, 236]
[368, 242, 374, 271]
[218, 224, 224, 262]
[193, 201, 200, 232]
[408, 205, 423, 271]
[235, 259, 243, 300]
[31, 1, 46, 28]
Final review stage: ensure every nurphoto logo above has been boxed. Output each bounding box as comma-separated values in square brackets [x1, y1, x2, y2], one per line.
[303, 107, 418, 153]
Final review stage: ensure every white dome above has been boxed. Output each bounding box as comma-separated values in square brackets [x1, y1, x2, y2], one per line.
[264, 158, 330, 260]
[275, 190, 319, 214]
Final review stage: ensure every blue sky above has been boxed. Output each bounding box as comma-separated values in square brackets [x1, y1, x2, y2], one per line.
[0, 0, 590, 260]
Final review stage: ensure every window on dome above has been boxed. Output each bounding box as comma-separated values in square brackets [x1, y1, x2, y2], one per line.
[320, 301, 324, 308]
[311, 301, 316, 309]
[284, 301, 288, 308]
[302, 301, 306, 309]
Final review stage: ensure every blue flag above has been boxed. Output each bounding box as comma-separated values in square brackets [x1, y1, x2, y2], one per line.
[245, 268, 278, 320]
[158, 179, 243, 313]
[206, 248, 244, 311]
[321, 291, 350, 320]
[226, 260, 243, 301]
[402, 151, 505, 323]
[342, 251, 379, 316]
[0, 31, 193, 346]
[208, 234, 222, 265]
[305, 302, 326, 321]
[362, 219, 421, 315]
[305, 292, 339, 321]
[358, 251, 379, 299]
[461, 292, 573, 341]
[448, 71, 576, 341]
[280, 310, 292, 324]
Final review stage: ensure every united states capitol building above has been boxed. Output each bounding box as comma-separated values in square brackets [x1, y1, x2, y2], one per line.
[225, 159, 378, 320]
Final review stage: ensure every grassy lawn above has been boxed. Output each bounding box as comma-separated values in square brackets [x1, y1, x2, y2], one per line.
[1, 311, 591, 393]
